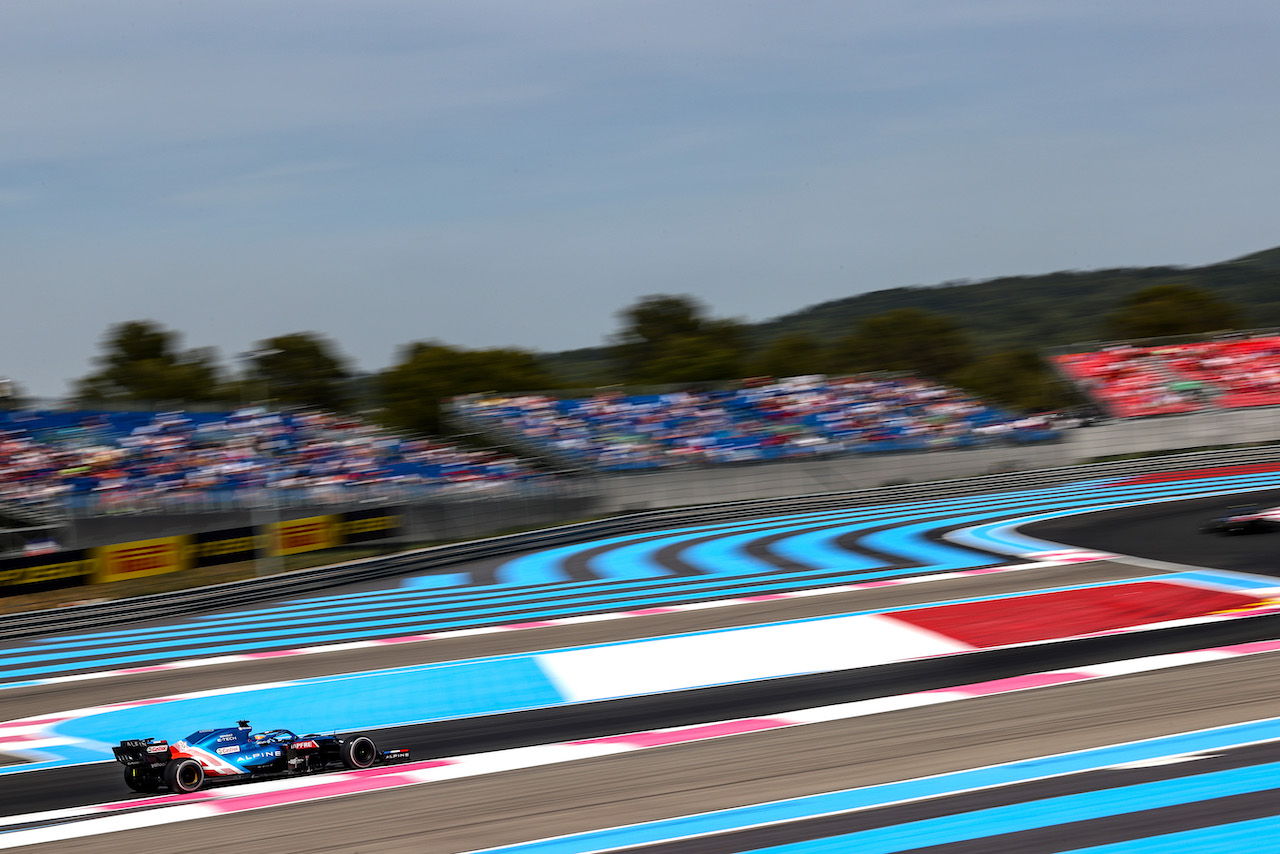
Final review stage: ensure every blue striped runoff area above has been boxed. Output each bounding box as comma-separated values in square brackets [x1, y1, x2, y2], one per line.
[464, 716, 1280, 854]
[6, 568, 1267, 776]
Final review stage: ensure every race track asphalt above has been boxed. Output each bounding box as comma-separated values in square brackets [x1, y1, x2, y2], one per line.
[6, 491, 1280, 852]
[1023, 487, 1280, 575]
[0, 562, 1156, 819]
[28, 654, 1280, 854]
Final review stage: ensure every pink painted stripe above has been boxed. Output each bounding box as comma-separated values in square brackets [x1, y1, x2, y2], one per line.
[100, 698, 174, 710]
[116, 665, 175, 675]
[206, 773, 420, 810]
[350, 761, 454, 779]
[1220, 605, 1280, 616]
[98, 761, 459, 811]
[937, 671, 1094, 697]
[0, 716, 71, 728]
[99, 791, 221, 811]
[1211, 638, 1280, 655]
[379, 634, 437, 645]
[243, 649, 302, 660]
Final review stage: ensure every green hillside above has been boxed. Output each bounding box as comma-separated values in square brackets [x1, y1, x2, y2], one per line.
[752, 249, 1280, 353]
[543, 245, 1280, 385]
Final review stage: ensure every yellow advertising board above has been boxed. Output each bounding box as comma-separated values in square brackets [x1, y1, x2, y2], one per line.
[95, 536, 189, 584]
[270, 515, 339, 556]
[0, 505, 406, 595]
[338, 513, 400, 539]
[0, 555, 96, 588]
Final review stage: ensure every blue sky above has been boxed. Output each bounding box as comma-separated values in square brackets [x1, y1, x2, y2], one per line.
[3, 1, 1279, 397]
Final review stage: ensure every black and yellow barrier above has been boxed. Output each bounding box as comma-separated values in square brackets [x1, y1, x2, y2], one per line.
[0, 508, 404, 595]
[0, 550, 96, 590]
[95, 537, 188, 584]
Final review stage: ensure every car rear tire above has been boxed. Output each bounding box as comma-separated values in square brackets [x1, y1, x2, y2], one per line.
[123, 766, 160, 793]
[340, 736, 377, 769]
[164, 758, 205, 793]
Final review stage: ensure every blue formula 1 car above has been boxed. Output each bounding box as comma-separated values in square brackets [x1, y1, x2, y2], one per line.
[112, 720, 410, 794]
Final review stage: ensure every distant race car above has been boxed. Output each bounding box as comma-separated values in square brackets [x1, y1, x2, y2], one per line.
[1201, 504, 1280, 535]
[112, 720, 409, 794]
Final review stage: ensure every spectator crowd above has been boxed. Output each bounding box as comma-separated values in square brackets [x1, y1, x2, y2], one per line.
[1051, 334, 1280, 417]
[0, 407, 534, 514]
[0, 372, 1070, 512]
[454, 374, 1059, 472]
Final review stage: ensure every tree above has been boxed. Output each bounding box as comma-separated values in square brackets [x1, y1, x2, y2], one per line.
[951, 349, 1078, 412]
[1102, 283, 1241, 339]
[245, 332, 352, 412]
[747, 333, 826, 379]
[639, 330, 746, 384]
[829, 308, 973, 379]
[76, 321, 223, 404]
[0, 376, 26, 410]
[378, 342, 554, 435]
[611, 294, 748, 383]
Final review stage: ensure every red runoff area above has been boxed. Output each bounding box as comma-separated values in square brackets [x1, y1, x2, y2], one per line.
[1113, 462, 1280, 486]
[897, 581, 1259, 648]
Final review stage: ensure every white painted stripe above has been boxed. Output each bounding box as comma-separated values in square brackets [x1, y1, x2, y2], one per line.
[784, 694, 958, 723]
[172, 681, 297, 701]
[0, 803, 220, 848]
[1108, 753, 1217, 769]
[536, 614, 972, 703]
[0, 738, 73, 750]
[1084, 650, 1234, 676]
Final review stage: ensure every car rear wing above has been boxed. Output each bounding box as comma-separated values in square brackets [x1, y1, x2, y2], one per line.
[113, 739, 172, 767]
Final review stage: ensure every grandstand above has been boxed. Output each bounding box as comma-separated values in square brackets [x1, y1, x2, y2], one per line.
[451, 374, 1059, 473]
[0, 371, 1066, 541]
[1050, 331, 1280, 418]
[0, 407, 538, 521]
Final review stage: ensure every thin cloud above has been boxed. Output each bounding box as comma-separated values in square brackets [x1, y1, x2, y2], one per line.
[1, 1, 1278, 397]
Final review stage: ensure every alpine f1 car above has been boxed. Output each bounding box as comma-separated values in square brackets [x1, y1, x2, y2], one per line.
[1201, 504, 1280, 535]
[112, 720, 410, 794]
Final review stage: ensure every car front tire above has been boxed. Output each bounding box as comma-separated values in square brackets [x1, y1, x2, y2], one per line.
[340, 736, 377, 769]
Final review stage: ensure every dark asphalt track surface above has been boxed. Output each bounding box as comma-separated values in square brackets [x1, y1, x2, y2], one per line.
[5, 492, 1280, 852]
[0, 563, 1147, 818]
[25, 655, 1280, 854]
[1023, 487, 1280, 575]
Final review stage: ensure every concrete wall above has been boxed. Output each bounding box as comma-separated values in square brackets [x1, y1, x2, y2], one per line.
[1065, 408, 1280, 459]
[60, 493, 602, 550]
[588, 409, 1280, 513]
[590, 442, 1074, 512]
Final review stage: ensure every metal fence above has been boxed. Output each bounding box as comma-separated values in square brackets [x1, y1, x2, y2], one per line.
[52, 476, 592, 518]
